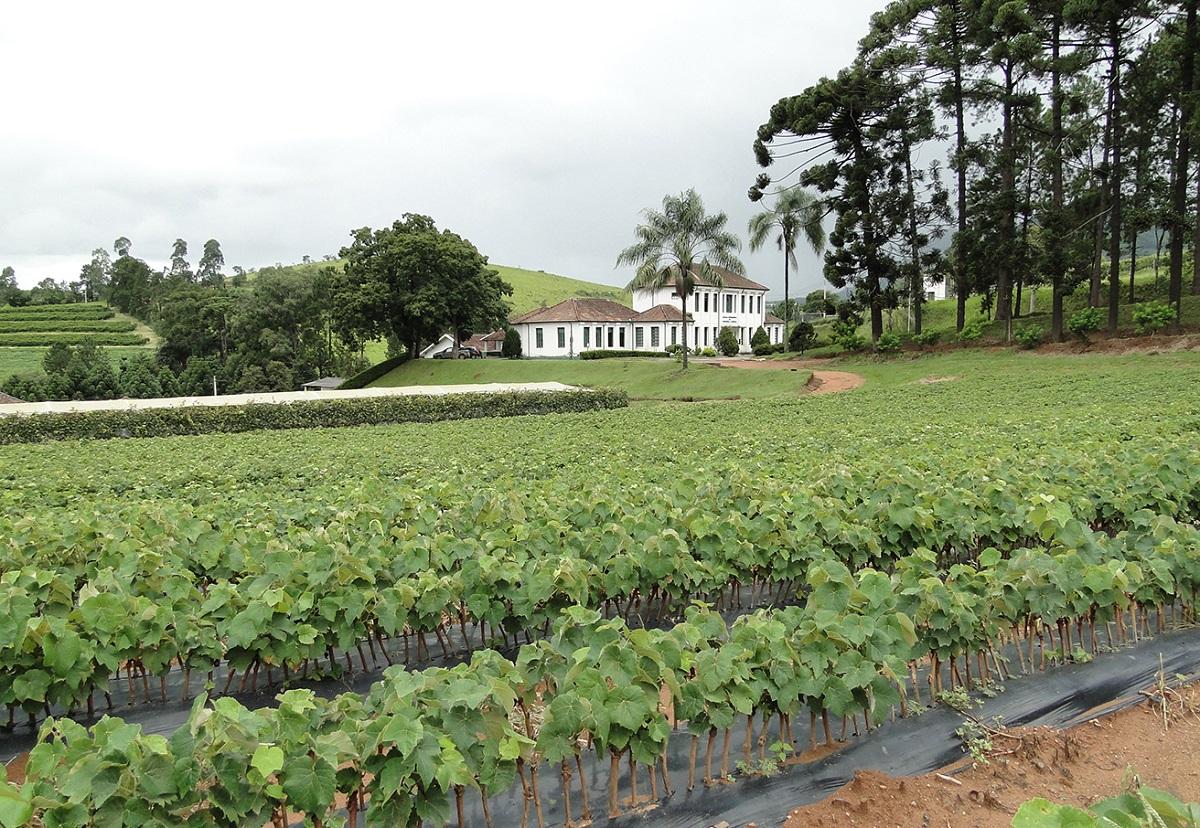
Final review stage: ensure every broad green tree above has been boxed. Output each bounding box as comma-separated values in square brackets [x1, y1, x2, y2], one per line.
[333, 215, 511, 359]
[747, 186, 825, 337]
[616, 189, 744, 369]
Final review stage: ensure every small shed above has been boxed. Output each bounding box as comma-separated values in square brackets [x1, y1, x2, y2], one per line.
[301, 377, 344, 391]
[0, 391, 24, 405]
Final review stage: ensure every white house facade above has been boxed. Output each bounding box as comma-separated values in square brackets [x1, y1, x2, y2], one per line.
[923, 276, 948, 302]
[509, 268, 785, 358]
[631, 266, 783, 352]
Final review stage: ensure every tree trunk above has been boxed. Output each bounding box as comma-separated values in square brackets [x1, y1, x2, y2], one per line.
[1049, 12, 1067, 342]
[1093, 76, 1115, 309]
[951, 0, 970, 332]
[995, 62, 1016, 329]
[681, 290, 690, 369]
[1107, 21, 1123, 335]
[784, 247, 791, 337]
[1171, 1, 1198, 311]
[903, 127, 923, 335]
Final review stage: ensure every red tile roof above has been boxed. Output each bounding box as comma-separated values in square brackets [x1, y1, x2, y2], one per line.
[510, 298, 636, 324]
[480, 329, 507, 342]
[0, 391, 23, 405]
[651, 265, 768, 292]
[633, 304, 685, 322]
[765, 313, 785, 325]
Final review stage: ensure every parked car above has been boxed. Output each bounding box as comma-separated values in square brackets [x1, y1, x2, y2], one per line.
[433, 346, 482, 359]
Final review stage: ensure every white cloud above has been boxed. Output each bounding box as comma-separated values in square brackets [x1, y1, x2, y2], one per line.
[1, 0, 881, 301]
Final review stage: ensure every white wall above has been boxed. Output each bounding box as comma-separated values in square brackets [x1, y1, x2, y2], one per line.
[633, 286, 769, 353]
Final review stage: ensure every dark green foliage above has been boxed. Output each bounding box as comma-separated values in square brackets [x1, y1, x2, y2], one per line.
[751, 342, 786, 356]
[579, 349, 667, 360]
[0, 332, 146, 347]
[874, 331, 902, 353]
[332, 214, 512, 359]
[0, 319, 134, 333]
[0, 303, 113, 320]
[957, 318, 985, 343]
[1131, 301, 1175, 334]
[750, 326, 770, 349]
[913, 329, 942, 347]
[788, 321, 818, 353]
[502, 327, 522, 358]
[339, 355, 409, 390]
[1015, 325, 1044, 349]
[1068, 307, 1103, 340]
[0, 389, 629, 444]
[716, 326, 740, 356]
[2, 342, 121, 401]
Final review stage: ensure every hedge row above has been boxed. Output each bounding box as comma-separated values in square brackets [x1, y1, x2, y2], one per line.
[0, 388, 629, 443]
[0, 303, 113, 319]
[339, 354, 406, 389]
[579, 349, 670, 360]
[0, 319, 135, 333]
[0, 332, 147, 347]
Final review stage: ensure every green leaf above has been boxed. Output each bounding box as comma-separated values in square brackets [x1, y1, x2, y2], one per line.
[250, 745, 284, 779]
[281, 754, 335, 817]
[0, 782, 32, 828]
[1012, 798, 1096, 828]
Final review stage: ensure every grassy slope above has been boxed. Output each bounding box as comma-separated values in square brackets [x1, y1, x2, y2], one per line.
[371, 358, 812, 401]
[249, 260, 626, 318]
[869, 256, 1200, 341]
[823, 347, 1200, 389]
[253, 261, 628, 365]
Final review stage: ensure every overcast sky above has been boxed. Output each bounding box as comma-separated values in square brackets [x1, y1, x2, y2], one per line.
[2, 1, 886, 298]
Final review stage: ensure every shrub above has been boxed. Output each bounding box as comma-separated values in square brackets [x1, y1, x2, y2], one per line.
[0, 388, 630, 444]
[875, 332, 902, 353]
[1132, 301, 1174, 335]
[957, 318, 984, 343]
[750, 326, 770, 349]
[1015, 325, 1044, 349]
[579, 349, 667, 360]
[0, 319, 133, 333]
[700, 347, 717, 357]
[0, 332, 147, 347]
[830, 319, 865, 351]
[502, 327, 522, 358]
[339, 355, 407, 390]
[913, 329, 941, 348]
[716, 327, 740, 357]
[838, 333, 867, 352]
[1067, 307, 1103, 341]
[789, 321, 818, 354]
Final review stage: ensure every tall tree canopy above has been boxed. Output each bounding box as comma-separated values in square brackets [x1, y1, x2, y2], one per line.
[332, 215, 512, 358]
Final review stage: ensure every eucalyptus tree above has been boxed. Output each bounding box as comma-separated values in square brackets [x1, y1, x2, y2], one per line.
[616, 189, 744, 369]
[197, 239, 226, 287]
[752, 59, 913, 342]
[747, 186, 825, 336]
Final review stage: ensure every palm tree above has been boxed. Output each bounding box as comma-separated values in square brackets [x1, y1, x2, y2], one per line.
[747, 187, 825, 342]
[617, 190, 745, 369]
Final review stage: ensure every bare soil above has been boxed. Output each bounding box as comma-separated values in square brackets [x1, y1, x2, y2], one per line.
[709, 359, 865, 394]
[782, 685, 1200, 828]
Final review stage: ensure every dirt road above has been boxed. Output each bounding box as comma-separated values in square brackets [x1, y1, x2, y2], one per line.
[710, 359, 865, 394]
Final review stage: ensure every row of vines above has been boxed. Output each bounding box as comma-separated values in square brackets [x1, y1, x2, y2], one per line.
[4, 500, 1200, 825]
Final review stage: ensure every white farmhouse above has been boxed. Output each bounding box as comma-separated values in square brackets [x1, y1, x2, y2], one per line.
[509, 267, 785, 358]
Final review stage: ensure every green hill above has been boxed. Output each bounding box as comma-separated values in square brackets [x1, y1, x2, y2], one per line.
[246, 261, 628, 317]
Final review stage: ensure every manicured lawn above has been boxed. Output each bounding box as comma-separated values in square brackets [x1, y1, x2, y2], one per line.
[371, 357, 813, 400]
[819, 345, 1200, 389]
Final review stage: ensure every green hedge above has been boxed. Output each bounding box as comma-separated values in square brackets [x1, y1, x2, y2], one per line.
[0, 332, 148, 347]
[339, 354, 407, 389]
[0, 388, 629, 444]
[0, 319, 135, 333]
[0, 303, 113, 319]
[579, 349, 670, 360]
